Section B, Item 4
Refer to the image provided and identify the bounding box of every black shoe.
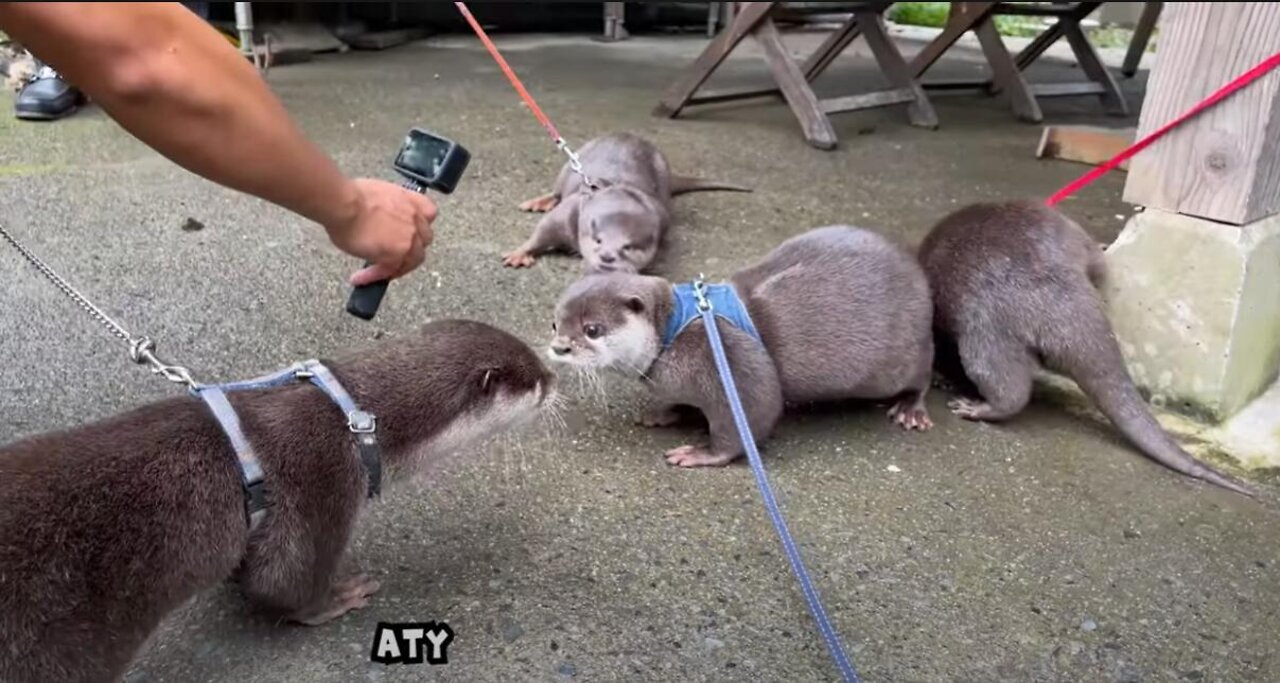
[15,64,84,121]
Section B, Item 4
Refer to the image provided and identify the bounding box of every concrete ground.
[2,28,1278,683]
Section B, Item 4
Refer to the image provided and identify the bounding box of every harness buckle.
[348,410,377,434]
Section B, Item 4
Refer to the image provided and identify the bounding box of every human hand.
[325,178,438,286]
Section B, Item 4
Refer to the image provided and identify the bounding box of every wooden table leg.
[908,1,997,78]
[1013,2,1100,71]
[1122,1,1162,78]
[1064,18,1129,115]
[974,17,1041,122]
[653,1,776,117]
[803,15,864,81]
[857,9,938,128]
[754,17,838,149]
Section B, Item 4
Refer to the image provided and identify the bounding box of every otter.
[546,226,935,467]
[917,200,1254,497]
[0,319,557,683]
[502,132,750,274]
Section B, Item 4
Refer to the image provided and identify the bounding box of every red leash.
[454,2,597,187]
[1045,50,1280,207]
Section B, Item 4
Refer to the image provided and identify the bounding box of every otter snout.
[550,339,572,357]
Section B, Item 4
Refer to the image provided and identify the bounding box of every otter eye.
[583,323,604,340]
[551,321,558,332]
[621,244,633,251]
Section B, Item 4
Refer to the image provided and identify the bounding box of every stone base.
[1102,208,1280,423]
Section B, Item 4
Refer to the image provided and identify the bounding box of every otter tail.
[1045,298,1255,498]
[669,174,753,195]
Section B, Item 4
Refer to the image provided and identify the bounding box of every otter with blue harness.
[548,225,938,681]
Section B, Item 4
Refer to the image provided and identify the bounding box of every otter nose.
[551,342,572,356]
[599,252,617,264]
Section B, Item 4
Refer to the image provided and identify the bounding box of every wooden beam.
[754,17,839,149]
[1030,82,1107,97]
[1037,125,1136,170]
[820,88,916,114]
[856,9,938,127]
[652,2,776,118]
[1122,2,1280,225]
[1122,1,1163,78]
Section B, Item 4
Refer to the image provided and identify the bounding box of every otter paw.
[518,194,559,213]
[639,406,681,428]
[289,573,381,626]
[947,398,992,421]
[501,250,536,268]
[665,445,738,468]
[888,401,933,431]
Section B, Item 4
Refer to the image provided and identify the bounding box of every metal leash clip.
[693,275,713,313]
[556,137,599,191]
[129,337,197,389]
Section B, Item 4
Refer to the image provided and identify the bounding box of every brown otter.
[545,225,935,467]
[917,200,1254,497]
[502,132,750,274]
[0,319,557,683]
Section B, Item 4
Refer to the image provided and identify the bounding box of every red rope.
[454,2,564,143]
[1045,51,1280,207]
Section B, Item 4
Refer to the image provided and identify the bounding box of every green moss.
[886,2,951,28]
[0,163,62,177]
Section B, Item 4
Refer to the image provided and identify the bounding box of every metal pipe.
[234,2,255,59]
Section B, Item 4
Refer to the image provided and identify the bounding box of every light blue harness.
[661,281,762,349]
[190,359,382,529]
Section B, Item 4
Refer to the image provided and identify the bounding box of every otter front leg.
[502,199,578,268]
[518,192,560,213]
[237,491,370,626]
[662,327,783,468]
[289,574,382,626]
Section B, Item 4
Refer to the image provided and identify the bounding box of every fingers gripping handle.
[345,178,425,321]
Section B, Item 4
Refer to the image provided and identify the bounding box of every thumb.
[349,261,399,287]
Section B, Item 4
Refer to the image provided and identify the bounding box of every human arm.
[0,2,433,284]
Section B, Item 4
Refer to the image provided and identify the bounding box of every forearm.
[0,2,360,231]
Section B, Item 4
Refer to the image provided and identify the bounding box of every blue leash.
[691,278,860,683]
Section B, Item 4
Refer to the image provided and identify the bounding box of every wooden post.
[1121,3,1280,225]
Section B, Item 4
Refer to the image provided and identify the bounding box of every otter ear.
[625,296,645,314]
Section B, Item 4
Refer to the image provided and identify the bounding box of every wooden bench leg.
[803,15,863,81]
[1064,20,1128,115]
[909,1,998,77]
[857,10,938,128]
[652,1,776,118]
[1122,1,1162,78]
[974,17,1042,122]
[754,17,838,149]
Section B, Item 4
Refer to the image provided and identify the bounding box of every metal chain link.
[1,223,198,388]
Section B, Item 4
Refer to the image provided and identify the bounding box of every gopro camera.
[346,128,471,321]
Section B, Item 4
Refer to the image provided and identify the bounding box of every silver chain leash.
[0,223,198,389]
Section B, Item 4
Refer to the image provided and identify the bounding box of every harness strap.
[662,282,762,349]
[193,387,269,529]
[299,360,383,498]
[192,360,382,530]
